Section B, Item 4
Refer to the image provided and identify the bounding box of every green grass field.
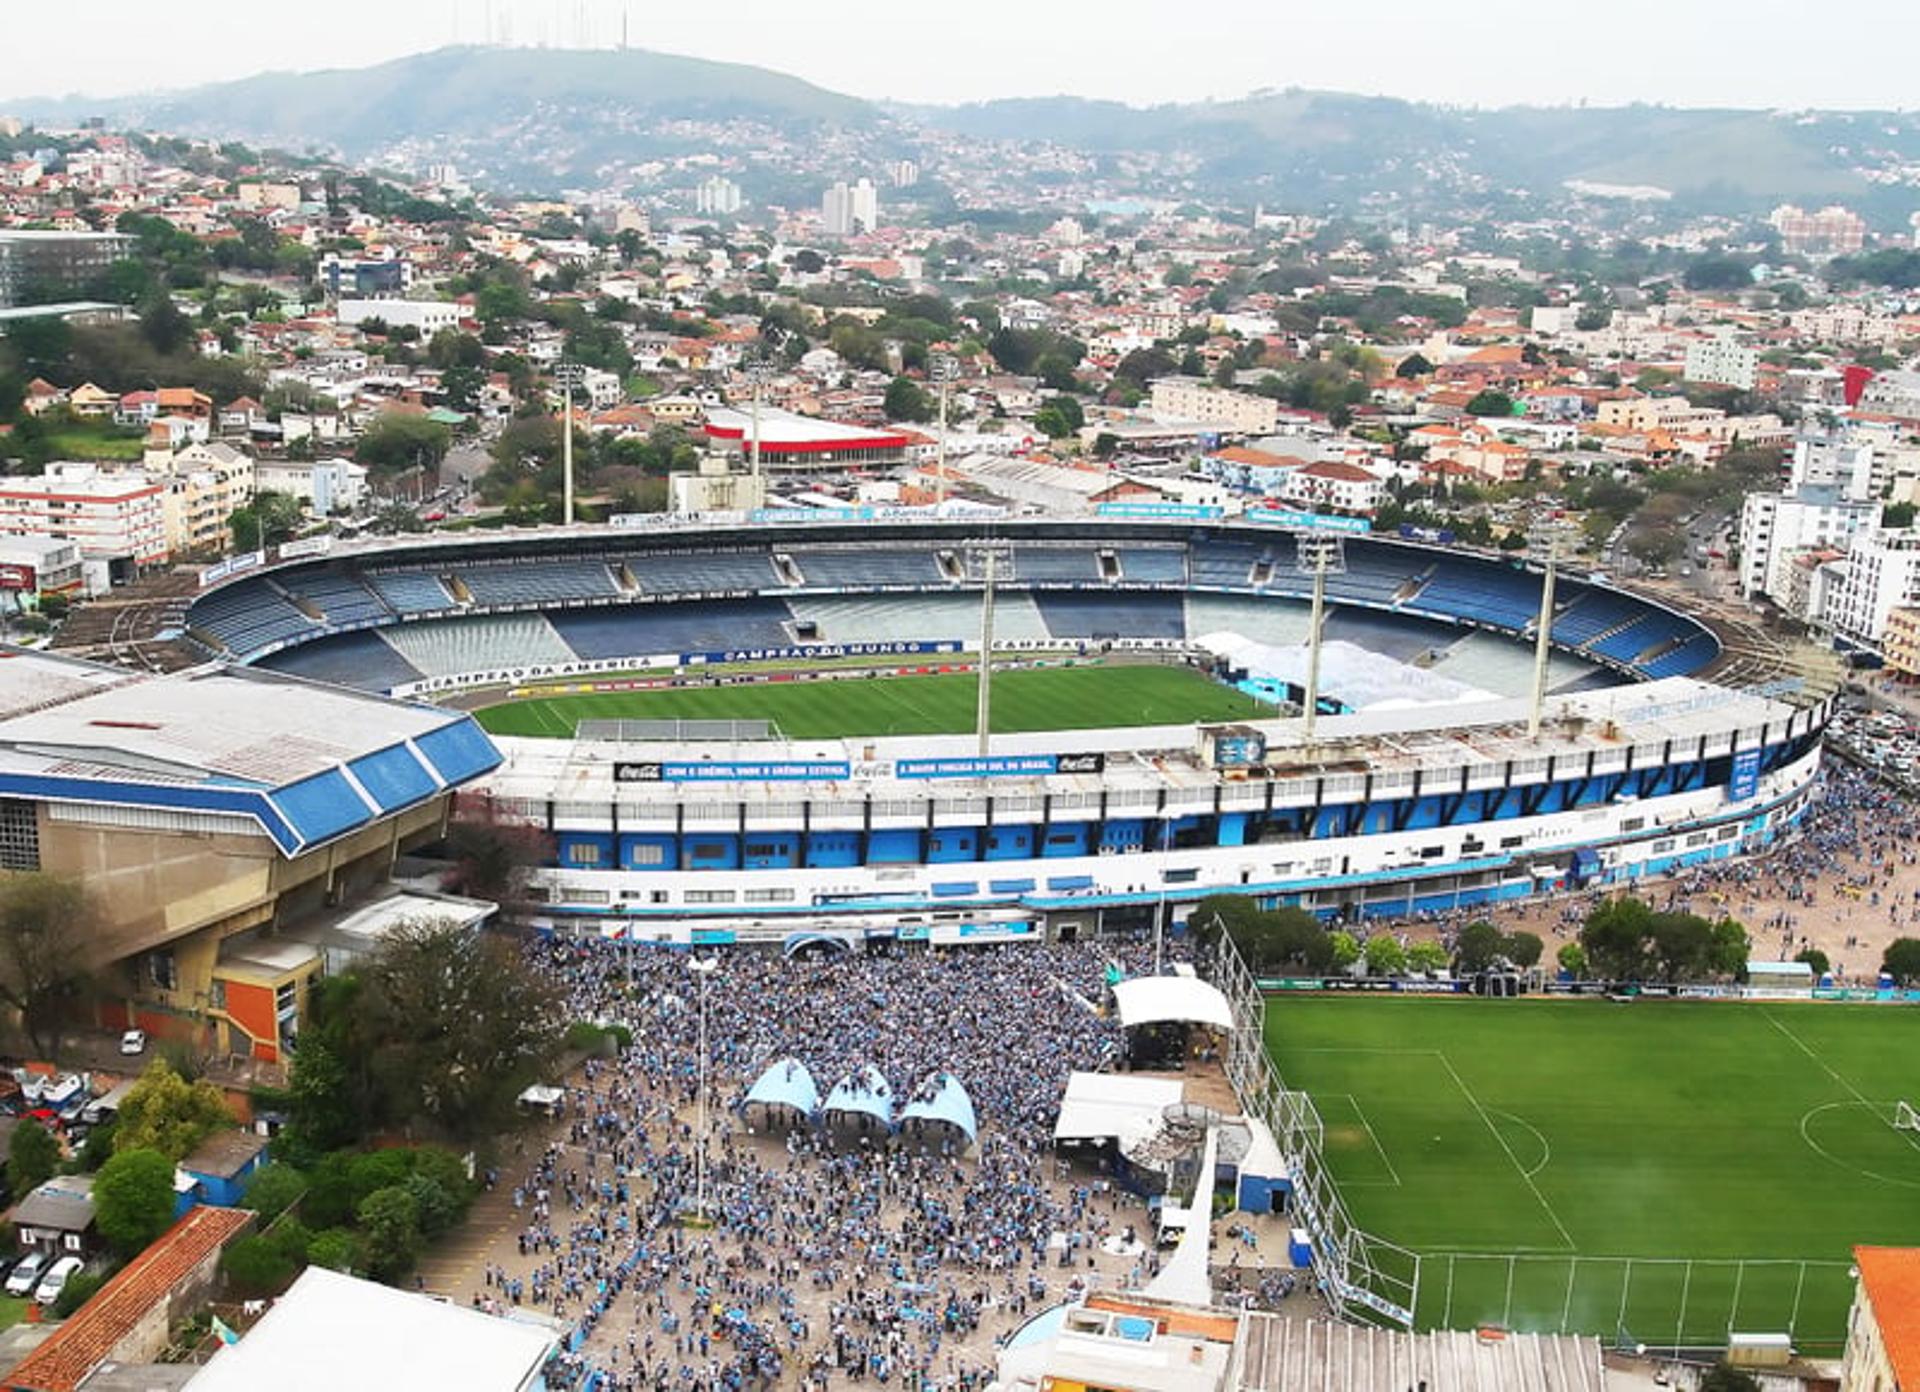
[474,664,1270,739]
[1266,997,1920,1349]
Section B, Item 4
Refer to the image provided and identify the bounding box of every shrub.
[222,1233,297,1296]
[242,1163,309,1224]
[53,1269,108,1318]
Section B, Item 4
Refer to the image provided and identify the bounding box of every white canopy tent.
[1111,976,1235,1032]
[1052,1072,1184,1145]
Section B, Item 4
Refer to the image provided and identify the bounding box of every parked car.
[119,1029,147,1056]
[34,1255,84,1305]
[5,1251,47,1297]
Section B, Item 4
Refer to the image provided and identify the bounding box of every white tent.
[1111,976,1235,1032]
[1053,1072,1184,1144]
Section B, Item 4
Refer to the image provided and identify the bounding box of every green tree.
[1556,943,1588,978]
[1794,947,1830,978]
[94,1148,178,1255]
[1395,352,1432,379]
[1453,921,1508,974]
[1883,938,1920,985]
[1033,393,1085,439]
[356,413,452,474]
[138,293,194,355]
[305,1228,359,1272]
[1363,936,1407,977]
[1697,1364,1762,1392]
[1884,502,1916,529]
[883,375,933,423]
[1465,389,1515,417]
[1407,941,1449,974]
[7,1119,59,1195]
[221,1232,299,1295]
[113,1059,233,1161]
[357,1185,422,1281]
[0,873,98,1057]
[1581,897,1655,980]
[1503,931,1544,969]
[241,1162,310,1224]
[1328,931,1361,971]
[227,491,304,553]
[53,1270,108,1318]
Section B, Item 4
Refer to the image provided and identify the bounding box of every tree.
[1503,931,1544,969]
[353,918,563,1139]
[1453,921,1508,974]
[113,1059,233,1161]
[0,873,98,1057]
[1581,897,1655,980]
[94,1148,178,1255]
[1465,389,1515,417]
[52,1269,107,1318]
[7,1119,59,1195]
[883,375,933,423]
[356,413,452,474]
[227,491,304,553]
[1884,938,1920,985]
[443,810,552,907]
[138,293,194,355]
[357,1184,422,1281]
[242,1162,310,1224]
[1033,393,1084,439]
[1395,352,1432,379]
[1556,943,1588,978]
[1363,936,1407,977]
[1407,941,1449,975]
[1328,931,1361,971]
[1697,1364,1763,1392]
[1795,947,1830,978]
[305,1228,359,1273]
[222,1232,299,1295]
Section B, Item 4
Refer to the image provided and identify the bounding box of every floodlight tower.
[929,353,959,507]
[964,539,1014,758]
[1526,515,1580,740]
[743,358,775,487]
[553,360,586,525]
[1294,531,1347,745]
[687,954,719,1225]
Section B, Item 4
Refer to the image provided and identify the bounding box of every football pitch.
[1266,997,1920,1349]
[473,664,1270,739]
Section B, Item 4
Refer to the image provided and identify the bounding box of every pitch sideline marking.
[1341,1093,1404,1188]
[1763,1008,1920,1155]
[1434,1049,1578,1253]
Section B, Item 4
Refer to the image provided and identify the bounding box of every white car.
[4,1252,47,1297]
[34,1255,84,1306]
[119,1029,147,1056]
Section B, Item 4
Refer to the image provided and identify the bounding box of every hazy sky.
[2,0,1915,111]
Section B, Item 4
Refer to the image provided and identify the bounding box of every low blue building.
[177,1130,269,1214]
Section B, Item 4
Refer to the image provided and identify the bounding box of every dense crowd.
[487,941,1186,1392]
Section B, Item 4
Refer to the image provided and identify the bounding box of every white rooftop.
[1054,1072,1185,1144]
[1112,976,1236,1032]
[185,1267,558,1392]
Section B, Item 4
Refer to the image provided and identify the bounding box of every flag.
[211,1316,240,1346]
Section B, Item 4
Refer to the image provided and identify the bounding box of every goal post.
[1894,1100,1920,1133]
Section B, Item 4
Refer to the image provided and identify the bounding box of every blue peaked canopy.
[900,1072,978,1142]
[823,1065,894,1128]
[744,1057,819,1116]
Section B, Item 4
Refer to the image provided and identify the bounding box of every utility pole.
[1294,531,1346,745]
[1527,515,1578,740]
[930,353,958,507]
[965,540,1012,758]
[554,360,585,525]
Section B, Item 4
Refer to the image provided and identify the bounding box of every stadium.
[168,514,1875,1349]
[179,515,1830,944]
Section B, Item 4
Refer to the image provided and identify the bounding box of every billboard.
[0,564,35,592]
[1246,508,1371,535]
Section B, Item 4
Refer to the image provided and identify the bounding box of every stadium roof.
[704,407,911,451]
[0,649,500,856]
[1112,976,1235,1032]
[1855,1246,1920,1391]
[187,1267,558,1392]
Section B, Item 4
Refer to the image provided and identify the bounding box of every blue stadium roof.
[0,650,501,856]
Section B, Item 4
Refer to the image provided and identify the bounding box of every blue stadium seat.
[549,599,795,660]
[1034,592,1185,640]
[258,631,423,692]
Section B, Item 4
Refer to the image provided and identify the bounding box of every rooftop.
[1855,1245,1920,1390]
[3,1206,253,1392]
[704,407,909,449]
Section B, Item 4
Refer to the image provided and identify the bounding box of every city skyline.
[3,0,1918,113]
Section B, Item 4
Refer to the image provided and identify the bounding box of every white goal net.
[1895,1100,1920,1133]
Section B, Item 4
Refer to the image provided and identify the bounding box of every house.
[1274,459,1387,516]
[1,1206,253,1392]
[218,397,264,435]
[21,379,65,417]
[176,1130,268,1212]
[66,383,118,419]
[11,1175,98,1257]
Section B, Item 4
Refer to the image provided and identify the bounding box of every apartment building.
[1737,487,1881,604]
[155,444,256,557]
[1828,529,1920,653]
[1149,378,1279,436]
[1769,204,1868,256]
[1596,396,1722,433]
[0,463,168,572]
[0,230,135,307]
[1683,335,1760,391]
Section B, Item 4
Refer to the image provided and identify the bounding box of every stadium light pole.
[1527,516,1579,741]
[930,353,959,508]
[553,360,587,526]
[1294,531,1347,745]
[965,540,1013,758]
[688,953,720,1226]
[744,358,774,489]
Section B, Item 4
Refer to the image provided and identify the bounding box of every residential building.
[1770,203,1868,256]
[319,254,410,298]
[694,176,742,216]
[0,230,134,308]
[1738,487,1882,603]
[821,179,879,237]
[1596,396,1721,433]
[1828,529,1920,653]
[1844,1246,1920,1391]
[1683,334,1760,391]
[155,443,256,556]
[177,1132,268,1212]
[1884,608,1920,683]
[1861,371,1920,424]
[255,456,368,515]
[1149,378,1279,436]
[1794,432,1883,502]
[0,463,169,572]
[0,537,83,596]
[12,1176,97,1256]
[888,160,919,188]
[337,299,465,334]
[235,180,302,210]
[1272,459,1387,515]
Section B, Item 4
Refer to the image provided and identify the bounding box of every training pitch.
[473,663,1270,739]
[1266,996,1920,1349]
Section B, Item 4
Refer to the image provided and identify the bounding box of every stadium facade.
[183,520,1831,946]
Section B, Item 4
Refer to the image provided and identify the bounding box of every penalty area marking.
[1798,1100,1920,1189]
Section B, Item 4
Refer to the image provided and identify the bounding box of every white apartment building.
[1272,459,1387,515]
[0,464,168,567]
[1861,371,1920,424]
[1148,378,1279,436]
[1790,304,1903,348]
[1683,335,1760,391]
[694,177,742,216]
[1829,529,1920,652]
[1738,487,1882,604]
[1793,433,1885,502]
[336,299,466,335]
[821,179,879,237]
